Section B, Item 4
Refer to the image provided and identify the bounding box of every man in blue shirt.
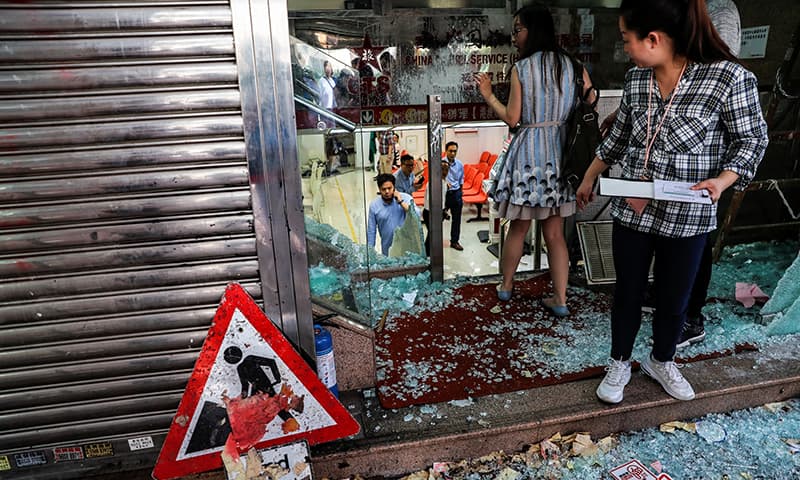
[393,154,424,195]
[367,174,413,256]
[444,141,465,250]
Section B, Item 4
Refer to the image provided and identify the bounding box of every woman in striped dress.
[476,5,594,315]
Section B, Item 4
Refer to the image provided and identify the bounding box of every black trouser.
[610,223,708,362]
[444,188,462,243]
[686,237,713,321]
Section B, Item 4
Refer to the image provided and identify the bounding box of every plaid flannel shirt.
[379,130,394,155]
[597,60,768,238]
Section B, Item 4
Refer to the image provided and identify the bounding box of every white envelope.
[599,177,712,204]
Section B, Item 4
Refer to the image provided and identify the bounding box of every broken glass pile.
[395,399,800,479]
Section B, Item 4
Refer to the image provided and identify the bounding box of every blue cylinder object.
[314,324,339,398]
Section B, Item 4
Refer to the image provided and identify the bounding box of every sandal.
[541,298,570,317]
[496,284,513,302]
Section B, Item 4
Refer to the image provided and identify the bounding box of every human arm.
[367,203,377,248]
[413,173,425,190]
[715,67,768,191]
[395,191,411,212]
[600,109,619,138]
[580,66,598,105]
[476,66,521,127]
[690,170,739,203]
[595,69,635,167]
[575,157,611,209]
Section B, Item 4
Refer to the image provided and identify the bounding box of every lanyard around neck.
[643,62,687,176]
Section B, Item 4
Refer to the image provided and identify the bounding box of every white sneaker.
[596,358,631,404]
[641,354,695,401]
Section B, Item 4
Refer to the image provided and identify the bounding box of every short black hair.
[376,173,395,188]
[400,154,415,164]
[445,141,458,150]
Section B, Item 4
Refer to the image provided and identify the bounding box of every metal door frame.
[232,0,316,362]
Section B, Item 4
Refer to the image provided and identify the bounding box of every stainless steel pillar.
[427,95,444,283]
[231,0,315,362]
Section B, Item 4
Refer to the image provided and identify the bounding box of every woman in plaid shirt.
[576,0,768,404]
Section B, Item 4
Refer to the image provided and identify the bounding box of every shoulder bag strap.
[570,57,600,109]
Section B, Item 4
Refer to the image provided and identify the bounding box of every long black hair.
[619,0,738,64]
[514,5,571,91]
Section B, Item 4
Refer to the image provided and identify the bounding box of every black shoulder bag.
[561,58,601,190]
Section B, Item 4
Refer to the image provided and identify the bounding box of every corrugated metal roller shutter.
[0,2,263,456]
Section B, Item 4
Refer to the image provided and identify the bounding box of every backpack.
[561,58,601,190]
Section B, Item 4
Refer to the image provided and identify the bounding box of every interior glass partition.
[287,4,635,327]
[290,38,429,328]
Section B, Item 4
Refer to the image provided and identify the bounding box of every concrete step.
[310,338,800,478]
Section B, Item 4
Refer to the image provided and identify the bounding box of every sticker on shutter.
[83,442,114,458]
[53,446,85,462]
[14,451,48,468]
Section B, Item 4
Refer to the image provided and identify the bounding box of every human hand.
[691,177,727,204]
[575,178,596,210]
[474,72,493,99]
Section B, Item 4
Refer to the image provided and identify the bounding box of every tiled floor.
[303,166,545,280]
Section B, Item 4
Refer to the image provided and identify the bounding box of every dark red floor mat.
[375,272,755,409]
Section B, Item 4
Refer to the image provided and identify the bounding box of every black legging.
[687,238,713,319]
[610,223,707,362]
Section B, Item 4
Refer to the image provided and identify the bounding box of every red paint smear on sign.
[223,386,294,450]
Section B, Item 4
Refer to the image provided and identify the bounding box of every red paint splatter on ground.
[376,273,755,409]
[376,273,610,408]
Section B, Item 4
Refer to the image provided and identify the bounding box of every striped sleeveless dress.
[494,52,578,220]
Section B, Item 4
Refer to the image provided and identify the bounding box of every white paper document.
[599,177,711,204]
[653,179,712,204]
[599,177,654,199]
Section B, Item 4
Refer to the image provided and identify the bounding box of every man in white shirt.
[317,60,337,109]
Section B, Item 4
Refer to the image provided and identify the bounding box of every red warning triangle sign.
[152,283,360,479]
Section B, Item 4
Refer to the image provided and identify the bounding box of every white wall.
[443,125,508,164]
[354,131,375,169]
[297,133,326,171]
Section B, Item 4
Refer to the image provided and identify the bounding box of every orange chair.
[463,172,489,222]
[462,171,484,196]
[463,166,477,188]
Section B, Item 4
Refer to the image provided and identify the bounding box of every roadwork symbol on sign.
[152,283,360,480]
